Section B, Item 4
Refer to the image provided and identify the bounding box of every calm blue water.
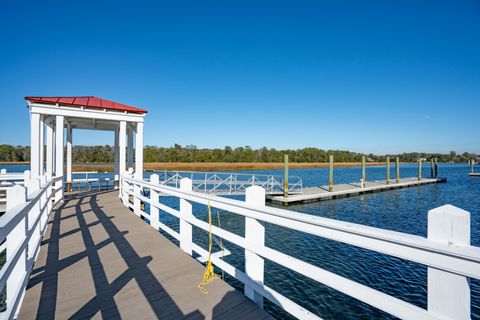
[2,163,479,319]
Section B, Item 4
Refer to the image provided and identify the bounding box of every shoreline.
[2,161,403,172]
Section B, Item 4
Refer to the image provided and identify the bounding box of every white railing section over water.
[0,171,62,320]
[0,170,29,211]
[70,171,117,190]
[147,170,303,195]
[121,174,480,320]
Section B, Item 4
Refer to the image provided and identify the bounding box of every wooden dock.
[17,190,273,320]
[267,177,447,205]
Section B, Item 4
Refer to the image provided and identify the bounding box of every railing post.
[26,178,41,261]
[180,178,193,255]
[361,156,366,188]
[283,154,289,198]
[386,156,390,185]
[6,185,27,318]
[427,204,470,319]
[244,185,265,308]
[149,174,160,230]
[395,157,400,183]
[329,155,334,192]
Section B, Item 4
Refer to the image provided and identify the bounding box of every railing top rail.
[72,171,99,174]
[123,176,480,279]
[0,173,25,180]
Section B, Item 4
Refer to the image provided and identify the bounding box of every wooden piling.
[329,155,334,192]
[470,159,474,174]
[395,157,400,183]
[361,156,366,188]
[430,159,434,178]
[283,154,289,198]
[418,159,422,181]
[434,158,438,178]
[386,156,390,185]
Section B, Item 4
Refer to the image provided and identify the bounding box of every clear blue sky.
[0,1,479,154]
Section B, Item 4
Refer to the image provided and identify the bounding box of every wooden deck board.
[18,190,272,320]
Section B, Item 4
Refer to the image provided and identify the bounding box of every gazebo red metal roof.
[25,96,148,114]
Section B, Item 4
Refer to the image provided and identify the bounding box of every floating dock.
[469,173,480,177]
[267,177,447,205]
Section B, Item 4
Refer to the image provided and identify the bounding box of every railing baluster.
[180,178,193,255]
[244,185,266,308]
[428,205,470,319]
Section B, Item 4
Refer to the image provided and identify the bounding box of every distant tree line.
[0,144,477,163]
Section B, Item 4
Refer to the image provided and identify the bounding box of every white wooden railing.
[0,171,62,320]
[121,174,480,320]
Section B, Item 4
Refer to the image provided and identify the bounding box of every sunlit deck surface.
[18,190,273,320]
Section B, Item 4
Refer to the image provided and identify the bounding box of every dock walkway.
[18,190,272,320]
[268,177,446,205]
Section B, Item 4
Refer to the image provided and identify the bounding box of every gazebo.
[25,96,148,200]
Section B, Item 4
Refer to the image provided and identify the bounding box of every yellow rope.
[198,197,219,294]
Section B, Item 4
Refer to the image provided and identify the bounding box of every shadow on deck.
[18,190,273,319]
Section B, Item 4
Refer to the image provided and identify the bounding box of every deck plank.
[18,190,272,320]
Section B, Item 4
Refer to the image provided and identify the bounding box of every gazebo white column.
[133,122,144,217]
[119,121,127,200]
[30,113,41,178]
[119,121,127,174]
[39,115,44,175]
[135,122,144,179]
[55,115,64,202]
[127,126,134,170]
[66,124,73,191]
[114,128,119,188]
[46,119,54,175]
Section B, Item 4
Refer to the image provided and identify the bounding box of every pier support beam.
[245,185,265,308]
[55,115,64,202]
[361,156,366,188]
[386,156,390,185]
[329,155,334,192]
[428,205,470,319]
[395,157,400,183]
[283,154,289,198]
